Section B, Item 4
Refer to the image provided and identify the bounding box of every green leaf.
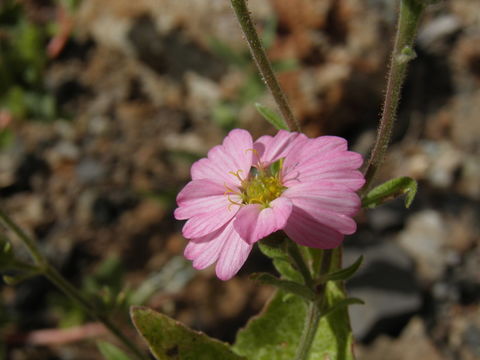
[3,271,40,285]
[233,281,355,360]
[321,256,363,283]
[258,238,302,282]
[250,273,315,301]
[255,103,289,130]
[130,306,245,360]
[97,341,132,360]
[321,298,364,318]
[362,176,417,209]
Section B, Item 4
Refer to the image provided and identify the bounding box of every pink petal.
[181,198,240,239]
[184,226,227,269]
[175,179,239,220]
[283,136,348,170]
[215,222,253,280]
[283,149,365,191]
[233,197,293,244]
[288,197,357,234]
[191,129,253,187]
[284,206,344,249]
[253,130,307,166]
[282,181,361,216]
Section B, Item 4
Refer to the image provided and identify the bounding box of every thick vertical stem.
[362,0,425,192]
[294,299,322,360]
[294,249,333,360]
[230,0,300,131]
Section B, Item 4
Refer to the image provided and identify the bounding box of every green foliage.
[362,176,418,208]
[97,341,132,360]
[0,129,14,148]
[255,103,288,130]
[233,283,356,360]
[320,256,364,283]
[258,237,303,282]
[0,0,58,121]
[130,306,245,360]
[49,255,130,328]
[250,272,316,301]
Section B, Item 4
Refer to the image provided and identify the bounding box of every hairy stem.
[0,208,45,266]
[294,249,333,360]
[44,264,146,360]
[0,209,147,360]
[288,242,314,287]
[230,0,300,131]
[362,0,425,192]
[295,299,322,360]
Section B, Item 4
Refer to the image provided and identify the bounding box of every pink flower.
[175,129,365,280]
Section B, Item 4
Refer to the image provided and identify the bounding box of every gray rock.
[76,158,106,184]
[345,242,421,340]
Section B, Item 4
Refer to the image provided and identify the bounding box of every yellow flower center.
[226,158,286,208]
[242,172,284,206]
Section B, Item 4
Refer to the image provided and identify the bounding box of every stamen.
[228,170,244,183]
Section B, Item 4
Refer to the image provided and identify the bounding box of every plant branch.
[294,299,322,360]
[230,0,300,131]
[294,249,333,360]
[0,208,45,266]
[0,208,147,360]
[43,264,147,360]
[362,0,425,193]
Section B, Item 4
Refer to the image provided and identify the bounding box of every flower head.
[175,129,365,280]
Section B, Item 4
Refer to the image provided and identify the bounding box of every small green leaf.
[362,176,417,209]
[321,297,364,318]
[321,256,363,283]
[397,46,417,64]
[250,273,315,301]
[3,271,40,285]
[258,237,302,282]
[130,306,245,360]
[255,103,288,130]
[97,341,132,360]
[268,158,284,177]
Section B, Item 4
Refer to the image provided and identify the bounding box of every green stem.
[288,242,313,287]
[294,249,333,360]
[362,0,425,193]
[230,0,300,132]
[294,300,322,360]
[0,208,147,360]
[44,264,147,360]
[0,208,45,266]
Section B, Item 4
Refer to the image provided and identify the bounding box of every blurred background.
[0,0,479,359]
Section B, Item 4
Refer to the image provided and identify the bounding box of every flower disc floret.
[239,168,285,207]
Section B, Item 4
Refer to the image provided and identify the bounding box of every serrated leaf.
[97,341,132,360]
[321,256,363,283]
[233,282,355,360]
[251,273,315,301]
[362,176,417,209]
[255,103,288,130]
[130,306,245,360]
